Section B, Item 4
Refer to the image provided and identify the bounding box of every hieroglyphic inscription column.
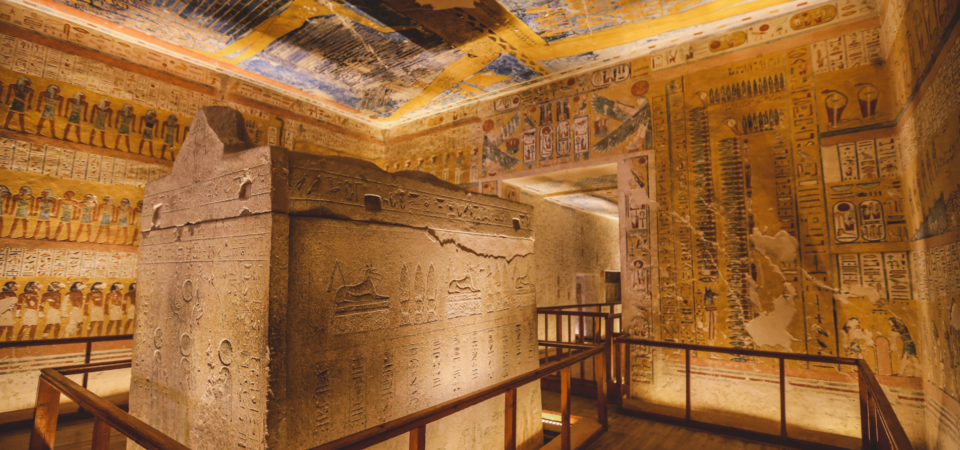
[786,45,837,357]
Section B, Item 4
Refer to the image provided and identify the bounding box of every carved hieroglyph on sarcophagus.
[128,107,542,450]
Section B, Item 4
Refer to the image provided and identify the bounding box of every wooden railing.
[29,359,190,450]
[29,343,608,450]
[312,343,608,450]
[615,337,914,450]
[537,302,620,400]
[0,334,133,395]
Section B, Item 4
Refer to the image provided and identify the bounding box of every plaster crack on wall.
[425,228,533,262]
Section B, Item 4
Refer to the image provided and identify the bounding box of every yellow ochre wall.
[0,0,386,414]
[378,1,960,447]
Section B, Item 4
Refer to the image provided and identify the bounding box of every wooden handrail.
[538,341,597,350]
[615,337,915,450]
[537,302,621,311]
[0,334,133,349]
[858,361,913,450]
[311,344,606,450]
[32,366,190,450]
[617,337,859,365]
[57,360,132,376]
[537,310,613,318]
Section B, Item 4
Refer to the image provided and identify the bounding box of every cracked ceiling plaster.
[15,0,860,127]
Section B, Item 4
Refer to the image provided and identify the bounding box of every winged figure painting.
[482,113,522,172]
[591,94,652,153]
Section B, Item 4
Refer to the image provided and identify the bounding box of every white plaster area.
[0,368,130,412]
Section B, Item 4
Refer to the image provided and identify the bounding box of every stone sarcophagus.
[129,107,543,450]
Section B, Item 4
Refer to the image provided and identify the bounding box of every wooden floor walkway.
[0,418,126,450]
[542,390,796,450]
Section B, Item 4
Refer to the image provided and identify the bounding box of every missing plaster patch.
[750,228,798,265]
[151,203,163,230]
[835,284,882,304]
[238,176,253,200]
[744,284,797,351]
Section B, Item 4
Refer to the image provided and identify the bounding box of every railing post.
[561,366,571,450]
[624,343,631,400]
[604,317,615,403]
[780,357,787,440]
[91,416,112,450]
[859,364,870,450]
[685,348,691,422]
[505,388,517,450]
[869,391,878,448]
[595,350,607,429]
[409,424,426,450]
[82,340,92,390]
[614,341,622,404]
[29,377,61,450]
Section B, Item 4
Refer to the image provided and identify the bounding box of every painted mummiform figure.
[0,282,18,341]
[16,281,43,341]
[65,282,87,338]
[86,282,106,337]
[41,282,67,339]
[4,77,33,132]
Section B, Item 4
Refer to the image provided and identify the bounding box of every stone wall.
[519,192,619,308]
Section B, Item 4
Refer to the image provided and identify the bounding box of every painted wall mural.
[0,0,880,124]
[0,0,388,356]
[379,2,960,445]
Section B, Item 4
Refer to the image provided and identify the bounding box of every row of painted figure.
[3,77,183,160]
[0,186,142,245]
[0,281,136,341]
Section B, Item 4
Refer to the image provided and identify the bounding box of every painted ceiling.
[507,164,619,218]
[22,0,861,126]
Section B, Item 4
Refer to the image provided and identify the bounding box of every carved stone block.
[129,107,542,450]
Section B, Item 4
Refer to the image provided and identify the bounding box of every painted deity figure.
[455,151,464,184]
[122,283,136,334]
[114,104,136,151]
[442,153,451,181]
[41,282,66,339]
[105,283,124,335]
[53,191,78,241]
[127,200,142,246]
[63,92,89,143]
[74,194,98,243]
[889,318,919,376]
[0,185,10,237]
[842,318,866,359]
[8,186,35,239]
[35,84,64,139]
[704,287,718,342]
[470,147,479,182]
[160,115,180,160]
[115,198,133,245]
[88,99,113,147]
[85,282,106,337]
[15,281,43,340]
[64,282,87,337]
[92,196,115,244]
[138,109,159,156]
[0,282,18,341]
[29,189,57,240]
[4,77,33,132]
